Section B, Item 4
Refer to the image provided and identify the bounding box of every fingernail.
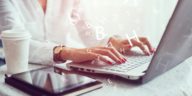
[107,61,113,65]
[121,58,125,62]
[152,48,156,52]
[120,59,125,63]
[123,58,127,62]
[127,45,132,49]
[147,52,150,56]
[144,50,150,56]
[117,61,122,64]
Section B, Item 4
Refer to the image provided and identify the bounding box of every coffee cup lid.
[1,29,31,39]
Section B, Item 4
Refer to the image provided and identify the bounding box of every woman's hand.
[108,36,155,55]
[60,46,126,64]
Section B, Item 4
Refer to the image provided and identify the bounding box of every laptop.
[58,0,192,83]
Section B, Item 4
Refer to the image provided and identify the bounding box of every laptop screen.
[143,0,192,83]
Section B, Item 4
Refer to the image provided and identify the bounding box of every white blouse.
[0,0,108,65]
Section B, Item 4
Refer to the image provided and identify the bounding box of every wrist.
[53,45,67,63]
[60,47,72,61]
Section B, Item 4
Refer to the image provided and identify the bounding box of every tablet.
[5,67,102,96]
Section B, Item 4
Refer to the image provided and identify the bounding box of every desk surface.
[0,58,192,96]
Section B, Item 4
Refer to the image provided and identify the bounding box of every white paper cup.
[1,29,31,74]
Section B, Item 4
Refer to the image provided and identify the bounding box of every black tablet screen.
[11,67,96,94]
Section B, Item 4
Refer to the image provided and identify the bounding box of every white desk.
[0,57,192,96]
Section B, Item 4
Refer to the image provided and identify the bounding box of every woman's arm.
[0,0,127,65]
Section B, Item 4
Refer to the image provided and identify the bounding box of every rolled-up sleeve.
[29,40,57,65]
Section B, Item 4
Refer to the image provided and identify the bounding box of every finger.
[75,51,98,62]
[97,55,114,65]
[99,47,126,62]
[92,49,122,64]
[139,37,154,53]
[110,47,127,62]
[71,49,116,64]
[88,52,113,65]
[122,45,132,51]
[119,45,132,55]
[122,39,129,44]
[107,46,127,63]
[131,39,150,55]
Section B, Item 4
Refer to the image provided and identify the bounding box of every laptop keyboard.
[101,53,153,72]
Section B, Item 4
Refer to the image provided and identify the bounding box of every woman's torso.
[11,0,76,44]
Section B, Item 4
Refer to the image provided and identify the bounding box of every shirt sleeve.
[71,0,110,47]
[0,0,56,65]
[29,40,56,65]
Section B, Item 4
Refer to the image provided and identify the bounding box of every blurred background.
[67,0,178,47]
[0,0,178,65]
